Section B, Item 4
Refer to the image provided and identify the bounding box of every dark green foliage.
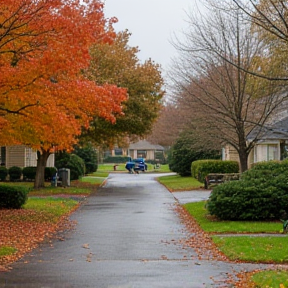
[103,156,130,164]
[45,167,57,181]
[8,166,22,181]
[206,161,288,220]
[0,167,8,181]
[55,152,85,180]
[192,160,239,182]
[22,167,37,180]
[73,144,98,174]
[169,136,220,176]
[0,185,29,209]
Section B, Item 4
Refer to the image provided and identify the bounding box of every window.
[137,150,147,158]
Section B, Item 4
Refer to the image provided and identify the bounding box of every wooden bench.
[204,173,240,189]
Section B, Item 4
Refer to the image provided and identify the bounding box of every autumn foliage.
[0,0,127,187]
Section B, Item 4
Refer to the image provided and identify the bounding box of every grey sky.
[103,0,202,72]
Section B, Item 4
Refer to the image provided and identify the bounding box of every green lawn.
[98,163,171,173]
[157,175,203,191]
[251,270,288,288]
[212,236,288,263]
[184,201,282,233]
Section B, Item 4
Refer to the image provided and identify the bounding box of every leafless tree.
[169,1,288,172]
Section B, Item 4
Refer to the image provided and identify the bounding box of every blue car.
[125,158,147,173]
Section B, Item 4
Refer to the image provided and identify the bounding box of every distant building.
[107,140,166,163]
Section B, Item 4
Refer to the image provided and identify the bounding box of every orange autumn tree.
[0,0,127,188]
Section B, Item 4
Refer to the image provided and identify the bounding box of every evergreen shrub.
[191,160,239,182]
[55,152,85,180]
[8,166,22,181]
[206,161,288,220]
[0,185,29,209]
[22,167,37,180]
[0,167,8,181]
[74,144,98,174]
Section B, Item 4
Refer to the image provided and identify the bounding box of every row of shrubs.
[0,166,57,182]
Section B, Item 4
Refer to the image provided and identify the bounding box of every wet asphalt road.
[0,173,271,288]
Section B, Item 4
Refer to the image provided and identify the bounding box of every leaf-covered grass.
[0,197,79,264]
[251,270,288,288]
[212,236,288,263]
[157,175,203,191]
[184,201,282,233]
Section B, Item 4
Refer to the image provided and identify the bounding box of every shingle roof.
[247,116,288,141]
[128,140,164,150]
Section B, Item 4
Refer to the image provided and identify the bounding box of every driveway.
[0,172,271,288]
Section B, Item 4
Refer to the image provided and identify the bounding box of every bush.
[22,166,37,181]
[0,167,8,181]
[103,156,130,164]
[8,166,22,181]
[0,185,29,209]
[45,167,57,181]
[169,136,220,176]
[55,152,85,180]
[73,144,98,174]
[206,161,288,220]
[192,160,239,182]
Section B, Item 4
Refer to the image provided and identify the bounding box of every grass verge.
[212,236,288,263]
[157,175,203,191]
[183,201,282,233]
[251,270,288,288]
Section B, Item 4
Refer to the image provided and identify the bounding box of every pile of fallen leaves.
[0,207,77,271]
[174,204,230,262]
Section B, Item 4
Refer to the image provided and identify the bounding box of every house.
[107,140,166,163]
[223,116,288,168]
[128,140,165,162]
[0,145,55,168]
[247,116,288,164]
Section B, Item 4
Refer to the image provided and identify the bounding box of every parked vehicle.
[125,158,147,173]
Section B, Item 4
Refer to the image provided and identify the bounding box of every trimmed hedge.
[191,160,239,183]
[206,160,288,220]
[0,167,8,181]
[103,156,130,164]
[8,166,22,181]
[23,166,37,180]
[0,185,29,209]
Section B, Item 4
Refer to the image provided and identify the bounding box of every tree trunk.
[238,149,248,173]
[34,150,50,189]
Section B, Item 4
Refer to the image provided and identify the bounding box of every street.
[0,173,268,287]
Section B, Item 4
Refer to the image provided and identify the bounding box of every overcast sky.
[103,0,203,73]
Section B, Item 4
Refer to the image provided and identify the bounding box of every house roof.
[247,116,288,141]
[128,140,164,150]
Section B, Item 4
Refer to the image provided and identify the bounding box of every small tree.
[169,132,221,176]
